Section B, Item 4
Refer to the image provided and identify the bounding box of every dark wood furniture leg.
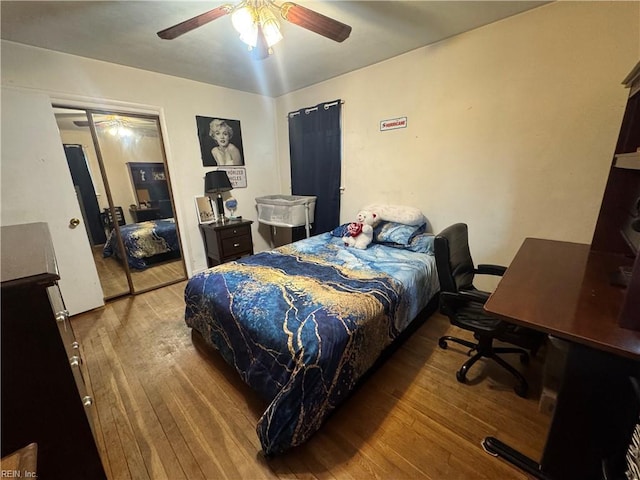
[482,436,549,480]
[483,343,640,480]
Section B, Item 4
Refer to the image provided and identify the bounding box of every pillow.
[331,223,351,238]
[373,221,426,246]
[332,222,434,254]
[405,233,435,254]
[362,204,426,226]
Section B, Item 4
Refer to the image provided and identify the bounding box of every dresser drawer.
[47,284,94,414]
[48,284,76,353]
[219,225,251,240]
[221,234,252,256]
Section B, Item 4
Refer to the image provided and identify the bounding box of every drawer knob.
[70,355,81,367]
[83,396,93,407]
[72,341,80,350]
[233,243,240,248]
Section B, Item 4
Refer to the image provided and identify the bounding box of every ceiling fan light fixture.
[231,2,281,55]
[239,26,259,48]
[106,122,133,138]
[259,7,283,48]
[231,5,258,46]
[231,5,255,32]
[158,1,351,59]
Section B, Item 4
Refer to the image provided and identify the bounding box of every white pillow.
[362,204,426,226]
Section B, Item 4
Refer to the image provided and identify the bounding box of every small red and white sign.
[380,116,407,131]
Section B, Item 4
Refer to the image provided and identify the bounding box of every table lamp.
[205,170,233,222]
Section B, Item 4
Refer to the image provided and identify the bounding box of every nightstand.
[200,219,254,267]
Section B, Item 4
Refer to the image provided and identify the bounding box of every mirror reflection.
[54,108,187,299]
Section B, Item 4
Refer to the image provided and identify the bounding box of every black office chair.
[100,206,126,234]
[434,223,545,398]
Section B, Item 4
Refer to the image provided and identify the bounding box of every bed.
[184,212,440,455]
[103,218,180,270]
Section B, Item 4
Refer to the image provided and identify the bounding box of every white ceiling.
[0,1,549,97]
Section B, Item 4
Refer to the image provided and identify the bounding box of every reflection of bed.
[184,227,440,455]
[103,218,180,270]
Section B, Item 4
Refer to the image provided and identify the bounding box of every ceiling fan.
[69,116,158,137]
[157,1,352,60]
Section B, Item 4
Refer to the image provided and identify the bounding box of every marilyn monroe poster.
[196,116,245,167]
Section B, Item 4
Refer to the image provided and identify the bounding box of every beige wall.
[275,1,639,268]
[1,41,281,275]
[59,127,167,224]
[2,1,639,279]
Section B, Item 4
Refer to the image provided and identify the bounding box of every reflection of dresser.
[0,223,106,479]
[127,162,173,218]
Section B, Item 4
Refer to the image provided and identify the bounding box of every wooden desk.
[483,238,640,479]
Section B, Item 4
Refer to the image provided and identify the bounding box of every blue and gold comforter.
[103,218,179,269]
[184,233,439,455]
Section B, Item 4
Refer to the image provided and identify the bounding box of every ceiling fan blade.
[280,2,351,43]
[157,5,233,40]
[73,120,110,127]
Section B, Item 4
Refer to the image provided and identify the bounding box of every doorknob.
[69,218,81,228]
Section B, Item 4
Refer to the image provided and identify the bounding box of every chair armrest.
[475,264,507,276]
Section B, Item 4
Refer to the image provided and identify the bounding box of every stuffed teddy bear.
[343,210,378,249]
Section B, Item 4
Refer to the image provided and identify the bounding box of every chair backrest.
[100,206,126,230]
[434,223,476,293]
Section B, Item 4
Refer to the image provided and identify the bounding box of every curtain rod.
[287,100,344,118]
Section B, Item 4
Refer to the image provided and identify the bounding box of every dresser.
[130,206,162,223]
[200,219,254,267]
[127,161,174,218]
[0,223,106,479]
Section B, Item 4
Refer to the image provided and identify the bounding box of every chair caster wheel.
[456,371,467,383]
[439,338,448,349]
[514,383,528,398]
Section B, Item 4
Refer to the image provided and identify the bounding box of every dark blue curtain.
[288,100,342,235]
[64,144,106,245]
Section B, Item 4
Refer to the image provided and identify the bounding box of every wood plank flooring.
[71,282,551,479]
[91,245,186,298]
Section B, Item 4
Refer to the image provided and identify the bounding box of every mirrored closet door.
[54,107,187,299]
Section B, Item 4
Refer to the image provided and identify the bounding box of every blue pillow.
[405,233,435,254]
[377,234,435,254]
[373,221,426,246]
[332,222,434,253]
[331,223,351,238]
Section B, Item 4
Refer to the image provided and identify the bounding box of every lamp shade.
[205,170,233,193]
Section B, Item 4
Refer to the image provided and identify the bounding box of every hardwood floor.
[91,245,186,298]
[72,282,551,479]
